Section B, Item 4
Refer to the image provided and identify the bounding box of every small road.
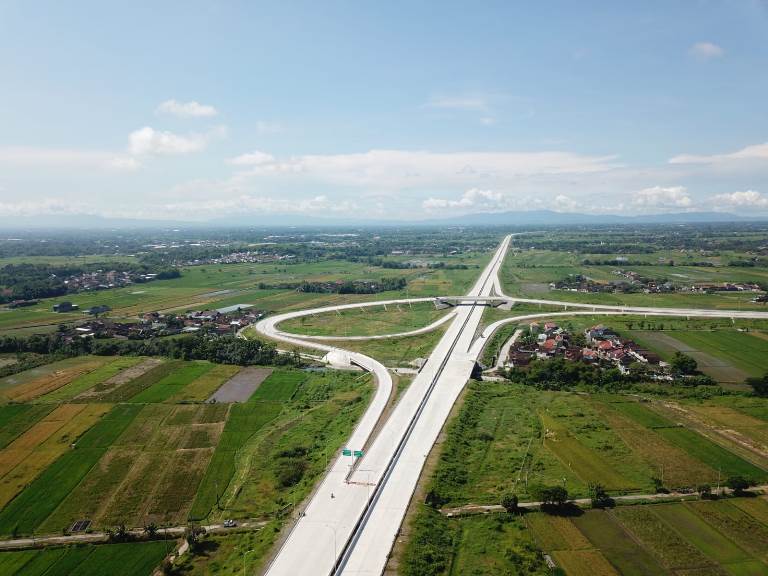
[494,328,522,369]
[440,485,768,517]
[0,521,267,551]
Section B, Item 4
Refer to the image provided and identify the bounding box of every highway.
[256,234,768,576]
[260,236,511,576]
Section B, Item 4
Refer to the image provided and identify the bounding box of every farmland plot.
[74,357,164,401]
[595,400,718,487]
[43,403,226,530]
[572,509,669,576]
[551,550,619,576]
[0,404,53,449]
[0,403,110,508]
[610,400,768,483]
[539,395,653,492]
[0,357,100,393]
[249,370,306,402]
[688,500,768,562]
[652,503,752,566]
[40,356,144,403]
[189,400,281,520]
[0,357,109,402]
[0,541,169,576]
[168,363,240,402]
[128,361,214,403]
[611,506,719,572]
[0,403,141,535]
[99,360,184,403]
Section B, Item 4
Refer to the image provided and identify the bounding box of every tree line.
[0,331,300,367]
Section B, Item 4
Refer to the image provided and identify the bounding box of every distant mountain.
[0,209,762,231]
[427,210,760,226]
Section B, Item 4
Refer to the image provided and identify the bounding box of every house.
[564,347,583,361]
[543,322,559,333]
[581,348,598,362]
[597,340,615,352]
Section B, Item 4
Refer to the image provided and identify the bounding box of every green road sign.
[353,450,364,457]
[342,449,352,456]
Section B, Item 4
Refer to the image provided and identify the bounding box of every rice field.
[0,403,141,535]
[0,356,109,402]
[188,400,282,521]
[609,400,768,483]
[40,403,228,531]
[249,370,306,402]
[39,357,145,403]
[167,363,240,402]
[0,541,170,576]
[0,403,110,509]
[127,361,214,403]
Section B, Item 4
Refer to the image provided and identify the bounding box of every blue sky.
[1,0,767,221]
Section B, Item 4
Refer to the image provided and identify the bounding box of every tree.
[531,484,569,508]
[588,482,609,508]
[671,352,698,375]
[501,493,518,514]
[185,524,207,553]
[107,523,130,543]
[745,373,768,397]
[143,522,159,539]
[697,484,712,499]
[726,475,754,495]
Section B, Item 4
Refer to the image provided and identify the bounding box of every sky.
[1,0,768,222]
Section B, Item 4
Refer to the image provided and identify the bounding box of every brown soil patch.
[76,357,163,400]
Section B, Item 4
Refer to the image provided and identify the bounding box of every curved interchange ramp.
[256,235,768,576]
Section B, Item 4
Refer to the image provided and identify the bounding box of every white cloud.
[423,188,503,210]
[229,148,618,190]
[142,193,358,220]
[689,41,724,59]
[553,194,578,212]
[712,190,768,209]
[480,117,496,126]
[670,142,768,165]
[422,189,591,214]
[227,150,275,166]
[0,146,137,170]
[128,126,224,156]
[632,185,692,209]
[426,95,488,111]
[156,99,218,118]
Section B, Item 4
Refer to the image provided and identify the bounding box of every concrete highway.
[256,234,768,576]
[259,236,510,576]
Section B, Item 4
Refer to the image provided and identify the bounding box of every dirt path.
[0,520,268,551]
